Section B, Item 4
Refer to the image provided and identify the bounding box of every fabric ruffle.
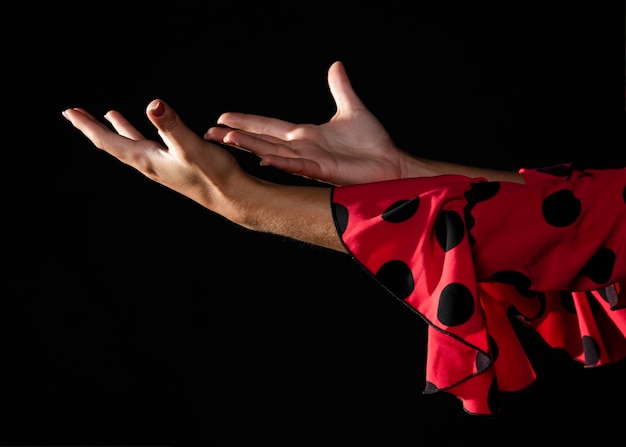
[331,164,626,415]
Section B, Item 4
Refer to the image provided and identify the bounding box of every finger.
[220,130,299,158]
[104,110,146,140]
[62,108,164,167]
[260,154,323,180]
[205,126,287,148]
[215,112,297,139]
[328,60,366,115]
[203,126,235,143]
[63,107,135,151]
[145,99,206,158]
[62,107,110,133]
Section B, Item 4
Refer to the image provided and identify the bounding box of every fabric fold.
[331,164,626,415]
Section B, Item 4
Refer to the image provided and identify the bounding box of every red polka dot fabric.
[331,164,626,416]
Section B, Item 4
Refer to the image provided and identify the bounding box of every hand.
[204,61,410,186]
[62,99,249,219]
[63,99,345,252]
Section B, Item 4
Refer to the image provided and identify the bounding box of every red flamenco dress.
[331,163,626,416]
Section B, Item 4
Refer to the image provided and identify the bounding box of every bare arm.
[402,157,524,183]
[63,99,346,253]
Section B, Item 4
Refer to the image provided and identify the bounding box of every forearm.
[215,157,523,254]
[223,177,346,253]
[401,154,525,184]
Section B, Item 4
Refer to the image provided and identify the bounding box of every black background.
[3,1,624,445]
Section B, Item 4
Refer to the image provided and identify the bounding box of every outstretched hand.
[62,99,249,217]
[63,99,345,252]
[204,61,410,186]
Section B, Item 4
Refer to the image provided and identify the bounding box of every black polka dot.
[586,291,602,313]
[435,210,465,252]
[488,335,499,363]
[333,202,348,236]
[376,260,415,299]
[467,181,500,203]
[559,291,576,313]
[541,189,581,227]
[382,198,420,223]
[423,381,439,393]
[518,292,547,320]
[437,283,475,326]
[560,291,601,314]
[464,182,499,248]
[581,247,615,285]
[597,284,619,307]
[476,350,492,372]
[582,335,600,366]
[490,270,535,297]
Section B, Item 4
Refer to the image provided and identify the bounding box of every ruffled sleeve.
[331,164,626,415]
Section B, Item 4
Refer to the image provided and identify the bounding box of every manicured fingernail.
[150,100,165,117]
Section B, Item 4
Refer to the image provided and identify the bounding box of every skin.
[205,61,524,186]
[62,60,523,253]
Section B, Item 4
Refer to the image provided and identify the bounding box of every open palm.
[204,61,407,186]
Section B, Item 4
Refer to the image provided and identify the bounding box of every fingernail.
[150,100,166,117]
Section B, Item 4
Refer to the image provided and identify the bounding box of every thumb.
[146,99,200,155]
[328,61,366,115]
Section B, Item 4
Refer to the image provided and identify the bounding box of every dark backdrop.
[4,1,624,445]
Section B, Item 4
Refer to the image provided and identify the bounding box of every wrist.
[399,152,431,179]
[228,179,343,251]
